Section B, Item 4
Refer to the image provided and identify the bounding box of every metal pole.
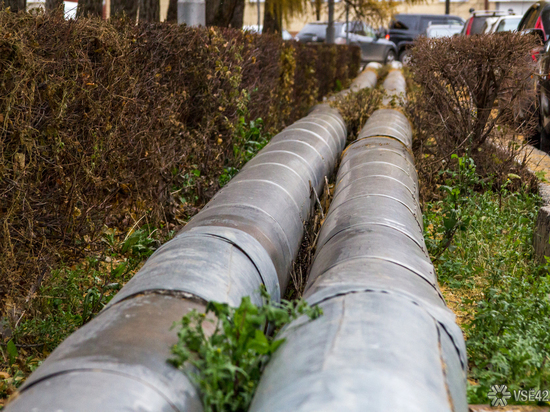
[177,0,205,26]
[257,0,260,30]
[326,0,335,44]
[345,2,349,44]
[445,0,450,14]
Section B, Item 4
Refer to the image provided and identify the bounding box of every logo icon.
[488,385,511,406]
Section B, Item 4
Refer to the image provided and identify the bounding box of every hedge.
[0,11,360,314]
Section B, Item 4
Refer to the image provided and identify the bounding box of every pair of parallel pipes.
[6,66,379,412]
[249,67,468,412]
[6,65,467,412]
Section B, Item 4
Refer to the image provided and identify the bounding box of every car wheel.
[399,49,412,65]
[385,50,396,65]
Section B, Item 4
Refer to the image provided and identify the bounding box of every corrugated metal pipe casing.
[249,108,468,412]
[5,105,347,412]
[349,62,381,93]
[382,68,408,106]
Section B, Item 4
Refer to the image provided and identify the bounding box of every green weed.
[424,154,481,264]
[0,225,170,403]
[14,225,165,350]
[220,117,271,187]
[424,157,547,404]
[170,287,322,412]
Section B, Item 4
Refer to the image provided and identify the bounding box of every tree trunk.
[229,0,244,28]
[139,0,159,22]
[205,0,220,26]
[111,0,138,20]
[166,0,177,23]
[315,0,321,21]
[77,0,102,17]
[4,0,26,12]
[263,0,281,34]
[45,0,64,13]
[205,0,243,27]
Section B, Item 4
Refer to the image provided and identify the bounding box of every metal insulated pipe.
[249,80,468,411]
[5,105,347,412]
[382,64,407,106]
[350,62,381,92]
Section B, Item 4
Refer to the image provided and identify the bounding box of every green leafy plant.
[121,225,159,258]
[13,225,165,353]
[170,287,322,412]
[219,117,271,187]
[423,163,547,404]
[467,274,550,404]
[233,118,270,166]
[424,155,481,262]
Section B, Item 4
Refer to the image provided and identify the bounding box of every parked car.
[538,41,550,150]
[523,3,550,149]
[243,25,293,41]
[388,14,464,61]
[462,10,511,35]
[482,15,522,33]
[518,2,550,42]
[295,21,398,64]
[425,23,464,38]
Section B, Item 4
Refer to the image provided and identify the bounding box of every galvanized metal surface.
[337,137,418,186]
[390,61,404,70]
[303,258,446,309]
[382,69,407,106]
[6,98,351,410]
[349,70,378,93]
[10,294,205,412]
[356,109,413,146]
[179,105,347,292]
[107,227,277,308]
[250,79,468,412]
[316,197,425,253]
[250,293,465,412]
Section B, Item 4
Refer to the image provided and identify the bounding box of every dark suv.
[388,13,464,61]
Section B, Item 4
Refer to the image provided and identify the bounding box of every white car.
[425,23,464,38]
[243,25,293,41]
[483,15,522,33]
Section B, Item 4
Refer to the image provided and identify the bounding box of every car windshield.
[298,23,344,39]
[496,17,521,32]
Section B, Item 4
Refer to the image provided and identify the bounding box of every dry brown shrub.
[0,12,360,315]
[330,87,382,142]
[407,33,540,202]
